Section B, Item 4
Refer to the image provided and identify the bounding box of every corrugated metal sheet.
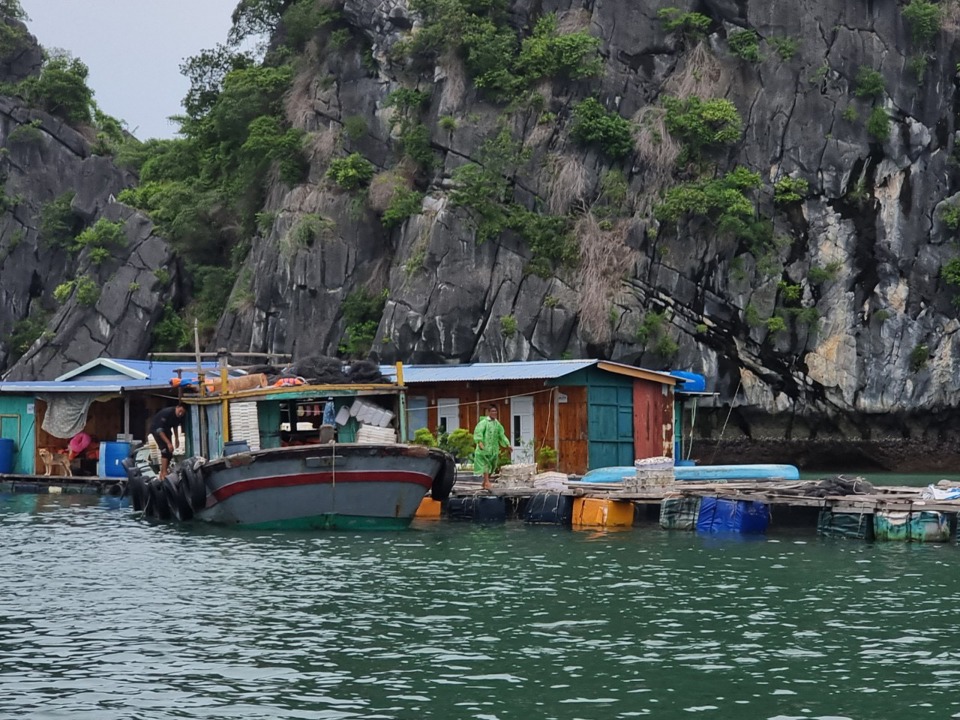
[381,360,598,383]
[381,359,677,384]
[0,379,174,394]
[1,359,220,394]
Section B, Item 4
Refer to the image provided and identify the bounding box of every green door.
[587,385,634,469]
[0,396,37,474]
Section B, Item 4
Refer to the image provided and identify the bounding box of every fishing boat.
[124,358,456,530]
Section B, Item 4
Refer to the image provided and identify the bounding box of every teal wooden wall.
[558,368,636,469]
[0,395,37,474]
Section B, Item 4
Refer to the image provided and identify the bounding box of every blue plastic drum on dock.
[0,438,15,474]
[101,442,131,478]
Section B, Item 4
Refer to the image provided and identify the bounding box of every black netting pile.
[230,355,389,385]
[800,475,876,497]
[345,360,386,383]
[288,356,348,383]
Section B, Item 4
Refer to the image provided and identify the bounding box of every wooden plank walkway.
[452,478,960,515]
[0,473,117,495]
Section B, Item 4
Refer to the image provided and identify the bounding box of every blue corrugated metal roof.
[0,379,176,394]
[57,358,219,383]
[380,360,597,383]
[1,358,220,395]
[380,359,676,383]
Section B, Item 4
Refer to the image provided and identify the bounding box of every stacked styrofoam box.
[533,471,569,491]
[229,402,261,451]
[498,462,537,488]
[356,425,398,444]
[630,456,675,490]
[349,399,395,428]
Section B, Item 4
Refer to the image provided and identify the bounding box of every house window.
[406,396,428,441]
[437,398,459,435]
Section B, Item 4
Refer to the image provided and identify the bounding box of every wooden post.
[553,387,560,470]
[396,361,407,442]
[219,349,230,443]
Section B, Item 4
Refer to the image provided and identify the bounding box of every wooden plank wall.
[633,383,675,460]
[33,394,172,468]
[407,380,588,472]
[556,386,588,474]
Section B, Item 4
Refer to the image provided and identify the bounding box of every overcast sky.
[20,0,239,140]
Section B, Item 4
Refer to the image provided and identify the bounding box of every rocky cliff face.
[7,1,960,467]
[0,18,179,381]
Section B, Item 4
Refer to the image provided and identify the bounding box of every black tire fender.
[165,474,194,521]
[431,454,456,501]
[181,460,207,512]
[148,479,172,520]
[127,473,147,512]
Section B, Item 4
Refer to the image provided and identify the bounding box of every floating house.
[386,360,684,475]
[0,358,215,476]
[0,356,699,479]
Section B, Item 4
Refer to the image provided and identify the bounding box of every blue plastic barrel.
[102,441,131,477]
[0,438,14,474]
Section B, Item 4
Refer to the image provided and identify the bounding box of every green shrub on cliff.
[327,153,376,190]
[39,192,81,249]
[4,310,49,360]
[381,188,424,229]
[866,106,890,142]
[663,96,742,162]
[570,98,634,158]
[654,166,761,237]
[0,1,30,62]
[657,8,711,40]
[339,289,388,358]
[854,67,885,99]
[773,177,809,205]
[19,52,93,125]
[515,14,602,81]
[406,2,602,103]
[902,0,942,46]
[728,30,761,61]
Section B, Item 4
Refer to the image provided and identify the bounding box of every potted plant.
[536,445,558,471]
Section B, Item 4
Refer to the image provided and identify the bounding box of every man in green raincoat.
[473,404,510,490]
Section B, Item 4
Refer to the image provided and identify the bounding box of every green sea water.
[2,493,960,720]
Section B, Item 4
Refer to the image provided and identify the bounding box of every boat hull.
[191,444,452,529]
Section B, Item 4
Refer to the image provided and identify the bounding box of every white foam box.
[335,406,351,426]
[378,410,395,428]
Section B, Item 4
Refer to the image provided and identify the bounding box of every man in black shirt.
[150,404,185,480]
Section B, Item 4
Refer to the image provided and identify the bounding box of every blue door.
[587,385,634,469]
[0,396,36,474]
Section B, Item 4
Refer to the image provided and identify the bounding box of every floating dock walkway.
[421,475,960,542]
[5,471,960,543]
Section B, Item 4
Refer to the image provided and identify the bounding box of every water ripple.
[1,500,960,718]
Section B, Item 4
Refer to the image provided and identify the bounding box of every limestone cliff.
[0,16,179,381]
[6,1,960,467]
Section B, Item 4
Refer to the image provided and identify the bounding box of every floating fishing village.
[2,354,958,544]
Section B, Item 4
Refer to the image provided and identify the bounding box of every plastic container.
[523,493,573,525]
[101,441,132,478]
[696,497,769,534]
[445,496,506,522]
[0,438,15,474]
